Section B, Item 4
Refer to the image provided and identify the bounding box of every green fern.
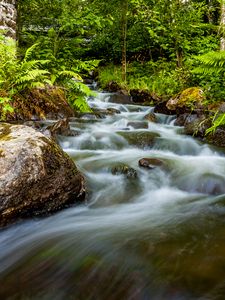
[51,70,82,84]
[206,112,225,135]
[24,43,40,61]
[72,95,92,112]
[193,51,225,75]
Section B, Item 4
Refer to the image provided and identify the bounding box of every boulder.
[127,121,148,129]
[108,93,133,104]
[206,127,225,148]
[1,86,75,121]
[0,0,17,39]
[166,87,205,114]
[111,164,138,179]
[175,113,211,138]
[154,101,175,115]
[118,131,160,148]
[44,119,80,138]
[105,81,121,92]
[130,89,161,104]
[138,158,164,169]
[0,123,85,226]
[106,108,121,114]
[144,112,157,123]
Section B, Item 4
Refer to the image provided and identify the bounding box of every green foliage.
[3,0,224,116]
[0,38,51,94]
[98,61,189,97]
[191,51,225,103]
[193,51,225,75]
[64,80,94,112]
[206,112,225,135]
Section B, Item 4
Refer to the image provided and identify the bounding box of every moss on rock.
[0,86,75,121]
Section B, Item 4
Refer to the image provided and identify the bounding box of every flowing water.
[1,89,225,299]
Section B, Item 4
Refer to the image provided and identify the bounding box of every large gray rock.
[0,0,17,39]
[0,123,85,226]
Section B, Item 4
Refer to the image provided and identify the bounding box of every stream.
[1,89,225,299]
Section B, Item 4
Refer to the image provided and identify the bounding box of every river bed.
[1,90,225,299]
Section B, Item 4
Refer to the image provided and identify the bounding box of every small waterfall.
[1,90,225,299]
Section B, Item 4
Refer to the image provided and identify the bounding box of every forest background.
[1,0,225,126]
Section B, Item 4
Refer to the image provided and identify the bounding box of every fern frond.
[29,82,46,89]
[193,51,225,74]
[24,43,40,61]
[19,60,49,72]
[73,95,92,113]
[15,70,49,84]
[206,113,225,134]
[192,66,221,75]
[195,51,225,67]
[57,70,83,81]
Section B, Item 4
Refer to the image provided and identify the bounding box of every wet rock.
[83,78,93,85]
[0,123,85,227]
[111,164,138,179]
[109,93,133,104]
[154,101,175,115]
[107,108,121,114]
[130,89,161,104]
[45,119,80,138]
[175,114,211,138]
[127,121,148,129]
[144,112,157,123]
[92,108,121,117]
[105,81,121,92]
[118,131,160,148]
[206,127,225,148]
[68,117,100,125]
[139,158,164,169]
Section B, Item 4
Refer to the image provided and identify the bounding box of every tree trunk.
[121,0,128,82]
[176,49,183,68]
[0,0,17,39]
[220,0,225,50]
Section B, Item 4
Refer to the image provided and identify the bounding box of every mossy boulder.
[0,123,85,227]
[0,86,75,121]
[118,131,160,148]
[166,87,205,114]
[111,164,138,179]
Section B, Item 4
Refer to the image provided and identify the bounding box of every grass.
[98,62,188,98]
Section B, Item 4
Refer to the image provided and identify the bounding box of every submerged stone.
[144,112,157,123]
[0,123,85,226]
[111,164,138,179]
[127,121,148,129]
[118,131,160,148]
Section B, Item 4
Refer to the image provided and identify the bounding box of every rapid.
[1,88,225,299]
